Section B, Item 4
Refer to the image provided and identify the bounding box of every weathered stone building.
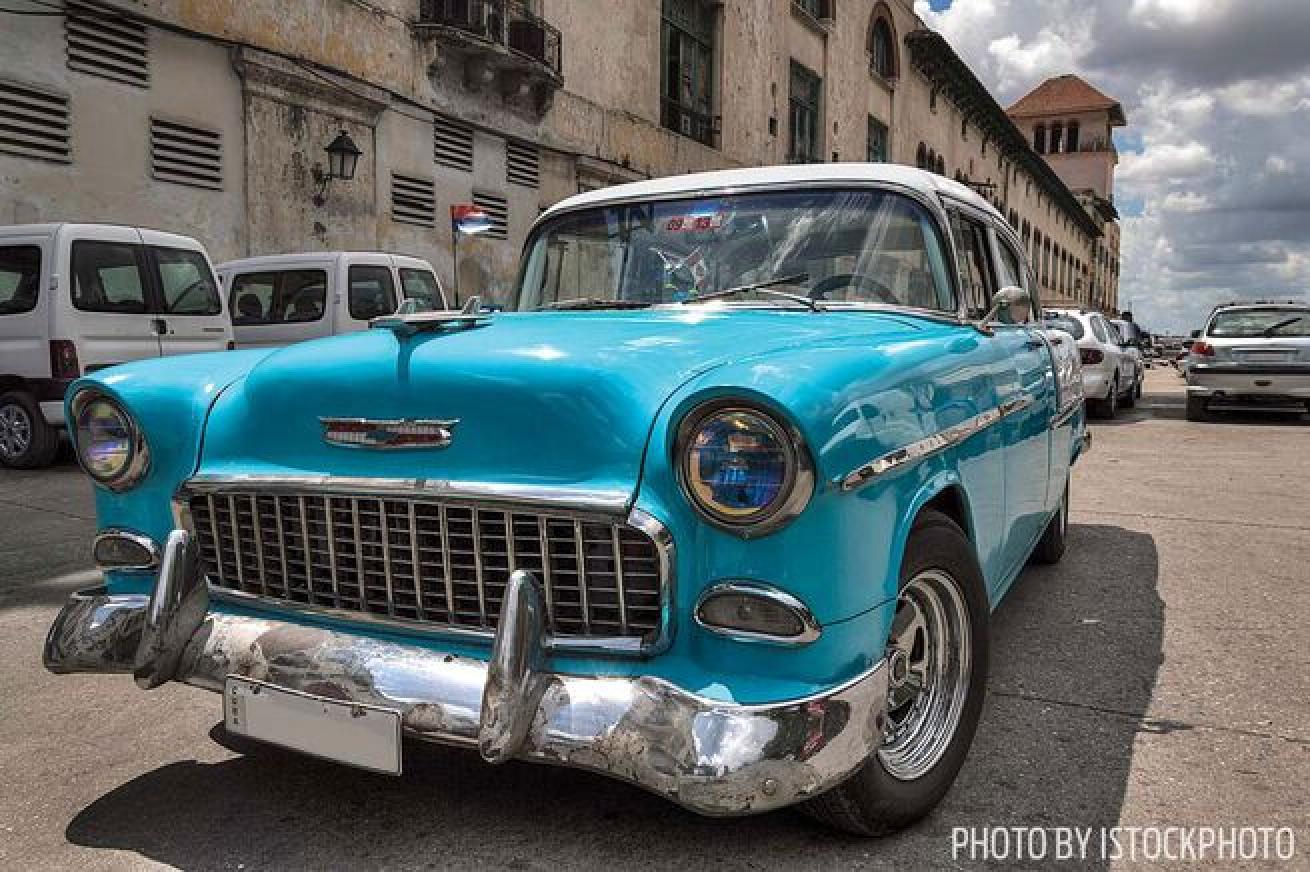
[0,0,1120,311]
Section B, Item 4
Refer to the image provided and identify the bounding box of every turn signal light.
[1080,348,1104,365]
[49,339,81,379]
[1191,341,1215,356]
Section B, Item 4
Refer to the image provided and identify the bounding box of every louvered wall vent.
[472,191,509,239]
[66,0,150,87]
[0,80,72,164]
[150,118,222,189]
[506,140,539,188]
[434,115,473,171]
[393,173,436,227]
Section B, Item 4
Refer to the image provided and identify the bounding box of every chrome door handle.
[1023,338,1044,350]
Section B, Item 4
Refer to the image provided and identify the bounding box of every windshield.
[515,189,956,312]
[1044,314,1085,340]
[1208,307,1310,338]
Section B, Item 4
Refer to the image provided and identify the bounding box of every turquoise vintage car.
[45,164,1088,835]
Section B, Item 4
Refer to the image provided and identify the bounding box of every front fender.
[64,350,274,561]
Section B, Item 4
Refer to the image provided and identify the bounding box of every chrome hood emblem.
[321,417,459,449]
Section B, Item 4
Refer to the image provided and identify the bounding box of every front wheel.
[1030,481,1069,564]
[800,510,988,836]
[1092,377,1118,418]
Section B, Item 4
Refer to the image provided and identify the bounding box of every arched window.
[1066,121,1080,153]
[1050,121,1064,154]
[935,154,945,175]
[961,118,968,140]
[1034,123,1046,154]
[868,9,897,80]
[916,143,927,169]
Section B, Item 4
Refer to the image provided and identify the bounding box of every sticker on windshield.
[666,211,725,233]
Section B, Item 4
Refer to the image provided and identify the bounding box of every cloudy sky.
[914,0,1310,333]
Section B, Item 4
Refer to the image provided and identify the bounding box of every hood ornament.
[371,296,493,336]
[321,417,459,450]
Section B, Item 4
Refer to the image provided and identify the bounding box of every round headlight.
[677,403,813,535]
[71,392,148,490]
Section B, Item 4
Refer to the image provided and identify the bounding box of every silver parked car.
[1185,301,1310,420]
[1045,309,1139,418]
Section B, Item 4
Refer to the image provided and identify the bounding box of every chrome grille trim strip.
[175,477,674,657]
[840,394,1035,492]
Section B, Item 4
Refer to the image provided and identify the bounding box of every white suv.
[1044,308,1139,418]
[1185,301,1310,421]
[0,223,231,468]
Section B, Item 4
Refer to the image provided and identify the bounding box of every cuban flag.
[451,203,492,236]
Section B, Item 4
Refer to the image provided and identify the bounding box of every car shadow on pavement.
[64,523,1161,871]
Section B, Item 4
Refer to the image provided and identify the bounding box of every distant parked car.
[0,222,230,468]
[1111,318,1148,384]
[216,252,447,349]
[1045,308,1138,417]
[1185,301,1310,421]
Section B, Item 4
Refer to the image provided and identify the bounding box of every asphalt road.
[1,367,1307,871]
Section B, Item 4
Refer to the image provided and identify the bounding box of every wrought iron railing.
[418,0,561,77]
[661,98,718,148]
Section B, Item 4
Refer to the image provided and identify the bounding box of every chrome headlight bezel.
[70,389,150,491]
[674,399,815,538]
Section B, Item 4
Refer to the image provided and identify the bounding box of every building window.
[915,142,927,169]
[929,89,938,112]
[961,118,968,140]
[866,116,888,162]
[1050,121,1064,154]
[868,10,897,80]
[1033,123,1046,154]
[1066,121,1080,153]
[935,154,945,175]
[793,0,832,21]
[661,0,717,148]
[787,60,822,163]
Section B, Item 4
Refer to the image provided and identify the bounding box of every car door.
[142,232,231,356]
[987,221,1056,566]
[0,234,51,383]
[948,207,1050,588]
[61,226,161,370]
[342,257,399,332]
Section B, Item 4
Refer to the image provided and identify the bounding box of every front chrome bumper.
[44,531,889,817]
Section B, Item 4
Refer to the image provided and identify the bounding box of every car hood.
[198,308,928,501]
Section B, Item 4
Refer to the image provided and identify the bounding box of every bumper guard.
[44,530,889,816]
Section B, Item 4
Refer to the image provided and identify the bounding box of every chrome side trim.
[694,581,822,645]
[92,528,162,570]
[179,473,631,517]
[1051,399,1082,429]
[840,394,1035,492]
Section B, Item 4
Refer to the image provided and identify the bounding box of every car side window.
[991,232,1034,324]
[231,270,327,324]
[399,268,444,309]
[71,241,148,313]
[1090,316,1108,343]
[348,265,397,321]
[0,245,41,315]
[154,247,221,315]
[948,211,996,317]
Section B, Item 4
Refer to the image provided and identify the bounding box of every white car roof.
[539,163,1000,222]
[0,222,205,250]
[216,251,436,271]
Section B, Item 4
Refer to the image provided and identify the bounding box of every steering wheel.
[808,273,898,304]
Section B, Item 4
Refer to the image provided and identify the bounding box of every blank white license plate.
[224,676,402,775]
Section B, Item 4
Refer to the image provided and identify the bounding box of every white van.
[0,223,231,468]
[216,252,447,349]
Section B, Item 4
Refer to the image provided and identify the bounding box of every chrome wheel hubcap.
[0,403,32,459]
[878,569,971,781]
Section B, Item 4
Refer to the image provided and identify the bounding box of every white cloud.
[1265,155,1295,174]
[1119,143,1216,185]
[1160,191,1210,213]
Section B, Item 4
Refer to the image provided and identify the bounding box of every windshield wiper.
[539,298,654,311]
[680,273,823,311]
[1261,315,1304,336]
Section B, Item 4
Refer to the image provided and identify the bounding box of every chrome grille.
[186,488,666,644]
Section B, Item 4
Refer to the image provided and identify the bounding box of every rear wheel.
[0,391,59,469]
[1031,482,1069,565]
[1185,395,1209,422]
[1092,376,1118,418]
[1121,377,1136,408]
[800,510,988,836]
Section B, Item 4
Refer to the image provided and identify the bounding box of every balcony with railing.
[416,0,561,111]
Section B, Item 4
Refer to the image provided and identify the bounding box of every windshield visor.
[515,189,957,311]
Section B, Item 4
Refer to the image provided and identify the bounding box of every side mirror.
[1189,329,1201,339]
[976,285,1031,329]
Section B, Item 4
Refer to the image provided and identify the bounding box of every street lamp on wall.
[313,130,362,207]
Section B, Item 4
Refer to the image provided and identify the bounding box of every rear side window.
[949,212,995,317]
[1090,316,1109,343]
[1044,314,1084,340]
[399,268,444,309]
[155,247,221,315]
[71,241,148,313]
[0,245,41,314]
[230,270,327,324]
[348,265,397,321]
